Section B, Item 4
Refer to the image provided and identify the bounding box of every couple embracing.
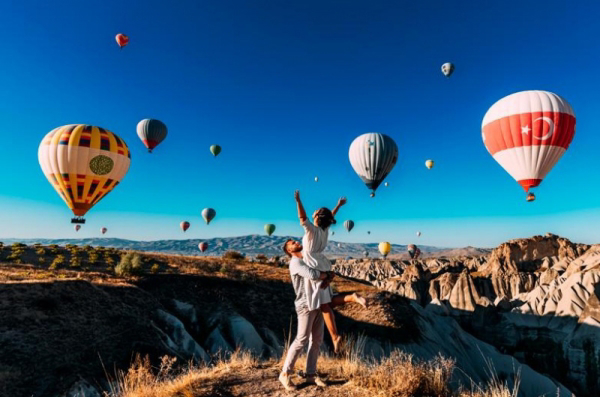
[279,190,367,391]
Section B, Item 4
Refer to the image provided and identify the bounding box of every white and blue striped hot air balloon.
[349,133,398,197]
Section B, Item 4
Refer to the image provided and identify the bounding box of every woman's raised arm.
[332,196,347,216]
[295,190,307,222]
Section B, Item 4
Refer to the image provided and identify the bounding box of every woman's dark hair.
[314,207,336,230]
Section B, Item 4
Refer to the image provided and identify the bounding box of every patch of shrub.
[49,255,65,270]
[32,243,41,247]
[150,263,160,274]
[11,242,26,248]
[219,263,234,275]
[69,255,81,268]
[255,254,267,263]
[38,257,46,265]
[115,252,143,277]
[35,248,45,256]
[65,244,77,249]
[88,252,99,265]
[223,251,245,261]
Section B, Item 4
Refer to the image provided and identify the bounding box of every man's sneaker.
[278,372,297,391]
[306,374,327,387]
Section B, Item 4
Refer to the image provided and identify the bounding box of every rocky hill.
[0,239,568,397]
[333,233,599,396]
[0,235,480,258]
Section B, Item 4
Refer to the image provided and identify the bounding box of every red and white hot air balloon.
[198,242,208,252]
[180,221,190,232]
[115,33,129,49]
[482,91,575,200]
[74,225,81,232]
[101,227,107,235]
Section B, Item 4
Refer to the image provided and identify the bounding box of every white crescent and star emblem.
[521,117,555,141]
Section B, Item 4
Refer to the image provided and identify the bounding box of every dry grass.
[110,337,518,397]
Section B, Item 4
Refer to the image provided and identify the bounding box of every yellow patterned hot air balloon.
[38,124,131,223]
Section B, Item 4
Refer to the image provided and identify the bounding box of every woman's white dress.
[301,218,333,310]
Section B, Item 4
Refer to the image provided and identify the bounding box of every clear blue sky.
[0,0,598,247]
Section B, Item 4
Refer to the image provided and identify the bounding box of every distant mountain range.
[0,235,490,258]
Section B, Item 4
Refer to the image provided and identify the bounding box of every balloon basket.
[71,217,86,224]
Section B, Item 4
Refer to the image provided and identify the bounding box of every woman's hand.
[294,190,301,202]
[337,197,347,206]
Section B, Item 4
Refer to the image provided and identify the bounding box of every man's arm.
[290,259,327,281]
[331,197,347,217]
[295,190,308,223]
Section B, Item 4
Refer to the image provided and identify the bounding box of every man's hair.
[282,239,294,257]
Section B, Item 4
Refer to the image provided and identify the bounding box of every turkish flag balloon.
[115,33,129,48]
[482,90,575,192]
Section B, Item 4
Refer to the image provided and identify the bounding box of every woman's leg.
[320,303,342,353]
[330,292,368,309]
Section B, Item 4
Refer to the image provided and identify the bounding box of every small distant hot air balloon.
[180,221,190,232]
[337,243,342,248]
[101,227,107,235]
[210,145,221,157]
[264,224,276,236]
[527,193,536,202]
[364,251,369,257]
[482,90,575,201]
[416,231,422,237]
[408,244,421,259]
[198,242,208,252]
[349,133,398,197]
[115,33,129,49]
[315,176,319,182]
[378,242,391,258]
[332,231,335,235]
[384,182,389,187]
[137,119,167,153]
[367,231,371,235]
[75,225,81,232]
[344,220,354,232]
[202,208,216,224]
[425,160,434,169]
[441,62,454,77]
[39,124,131,223]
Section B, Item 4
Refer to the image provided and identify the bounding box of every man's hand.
[337,197,347,207]
[294,190,301,202]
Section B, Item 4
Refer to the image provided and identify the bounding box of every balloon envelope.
[180,221,190,232]
[198,242,208,252]
[349,133,398,194]
[137,119,167,153]
[74,225,81,232]
[264,224,276,236]
[38,124,131,219]
[202,208,216,224]
[344,220,354,232]
[482,90,575,194]
[101,227,107,234]
[417,231,422,237]
[210,145,221,156]
[441,62,454,77]
[425,159,434,169]
[378,242,391,257]
[115,33,129,48]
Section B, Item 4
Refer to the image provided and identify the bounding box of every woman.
[294,190,367,353]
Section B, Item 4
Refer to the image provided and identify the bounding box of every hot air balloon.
[425,160,434,169]
[137,119,167,153]
[482,91,575,201]
[39,124,131,223]
[384,182,389,187]
[101,227,107,235]
[378,242,391,258]
[407,244,421,259]
[180,221,190,232]
[349,133,398,197]
[364,251,369,257]
[314,176,319,182]
[337,243,342,248]
[441,62,454,77]
[210,145,221,157]
[367,231,371,235]
[265,224,276,236]
[344,220,354,232]
[74,225,81,232]
[198,242,208,252]
[115,33,129,49]
[331,231,335,236]
[416,231,422,237]
[202,208,216,224]
[527,193,536,202]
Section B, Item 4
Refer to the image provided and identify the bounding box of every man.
[279,239,333,391]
